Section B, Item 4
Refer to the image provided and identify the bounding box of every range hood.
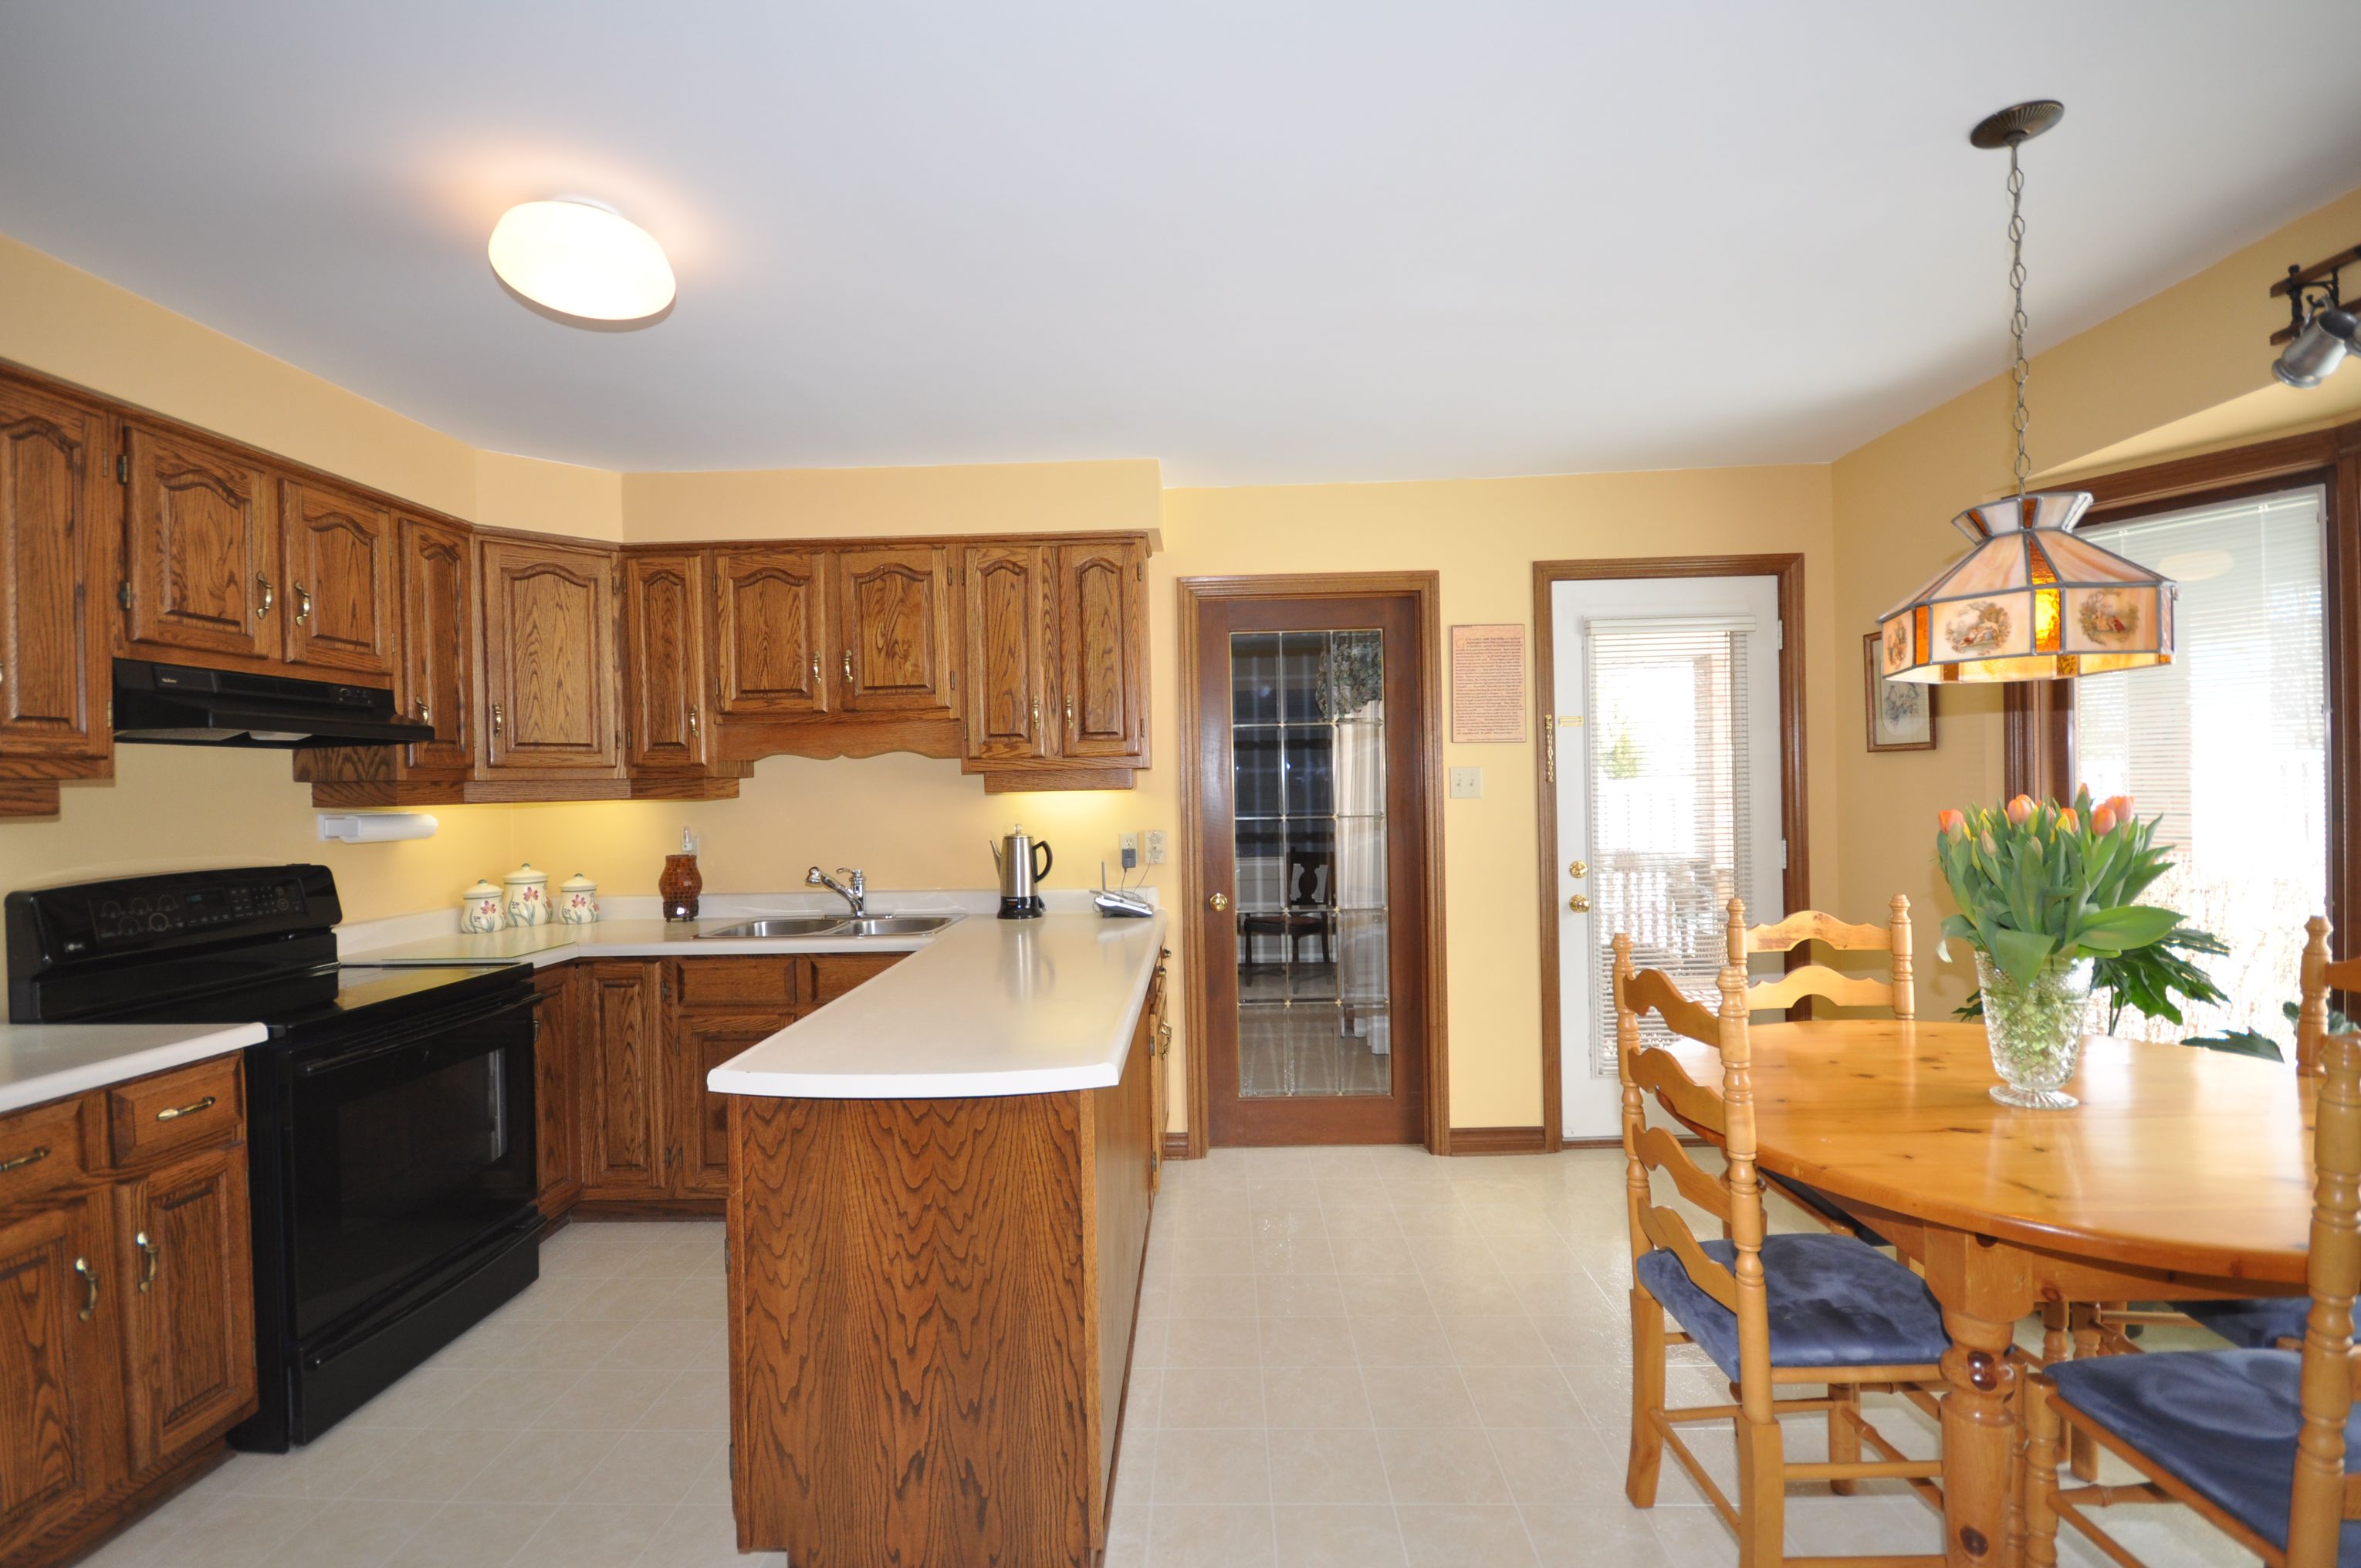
[113,660,436,749]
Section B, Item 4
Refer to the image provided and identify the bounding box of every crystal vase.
[1974,950,2093,1110]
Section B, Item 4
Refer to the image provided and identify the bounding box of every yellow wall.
[621,460,1162,541]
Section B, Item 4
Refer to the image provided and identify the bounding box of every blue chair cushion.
[1764,1172,1891,1249]
[2180,1296,2311,1350]
[2048,1348,2361,1558]
[1634,1232,1950,1381]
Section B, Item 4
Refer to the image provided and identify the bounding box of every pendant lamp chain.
[2006,140,2031,499]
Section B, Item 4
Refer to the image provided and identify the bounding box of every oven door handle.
[294,992,537,1078]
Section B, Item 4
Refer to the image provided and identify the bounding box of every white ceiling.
[2,2,2356,486]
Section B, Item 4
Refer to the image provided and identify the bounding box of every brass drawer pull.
[293,582,313,624]
[491,702,503,735]
[688,704,700,738]
[136,1231,159,1293]
[1157,1022,1173,1057]
[810,654,820,686]
[1065,697,1075,731]
[154,1094,218,1123]
[0,1144,49,1174]
[841,650,853,683]
[75,1257,98,1320]
[255,573,275,619]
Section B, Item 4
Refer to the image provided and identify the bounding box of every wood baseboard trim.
[570,1195,727,1219]
[16,1415,242,1568]
[1449,1125,1549,1156]
[1162,1131,1191,1160]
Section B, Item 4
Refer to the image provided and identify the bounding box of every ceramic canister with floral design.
[557,872,600,924]
[460,879,504,933]
[502,863,550,928]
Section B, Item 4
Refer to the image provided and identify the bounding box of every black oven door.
[286,991,537,1339]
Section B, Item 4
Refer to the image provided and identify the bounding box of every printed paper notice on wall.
[1449,623,1527,744]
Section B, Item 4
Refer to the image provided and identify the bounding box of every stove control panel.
[7,866,340,1015]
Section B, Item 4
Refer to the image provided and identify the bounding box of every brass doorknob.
[1209,892,1230,911]
[1567,894,1591,914]
[1568,859,1588,879]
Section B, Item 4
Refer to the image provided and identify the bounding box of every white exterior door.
[1552,575,1786,1138]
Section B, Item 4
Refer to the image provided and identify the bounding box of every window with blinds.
[1585,617,1760,1074]
[2075,485,2327,1048]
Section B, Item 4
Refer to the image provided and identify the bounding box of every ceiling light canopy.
[488,199,675,323]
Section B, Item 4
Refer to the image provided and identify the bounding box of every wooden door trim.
[1531,554,1811,1152]
[1175,572,1449,1158]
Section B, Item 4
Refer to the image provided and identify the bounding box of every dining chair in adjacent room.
[1615,904,1950,1566]
[2023,1010,2361,1568]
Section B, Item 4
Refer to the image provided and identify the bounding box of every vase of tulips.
[1934,788,2183,1109]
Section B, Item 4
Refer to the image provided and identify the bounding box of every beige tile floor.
[79,1145,2254,1567]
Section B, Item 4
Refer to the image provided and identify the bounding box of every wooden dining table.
[1659,1018,2313,1568]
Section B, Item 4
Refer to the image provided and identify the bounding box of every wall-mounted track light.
[2269,245,2361,388]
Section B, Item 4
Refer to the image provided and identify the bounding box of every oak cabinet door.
[0,1198,113,1559]
[113,1145,255,1473]
[280,479,396,676]
[478,537,621,773]
[1055,539,1145,761]
[580,961,668,1195]
[121,422,276,661]
[533,965,580,1217]
[960,542,1054,762]
[395,517,474,774]
[835,545,953,715]
[623,551,712,771]
[0,378,108,762]
[674,1010,793,1198]
[713,548,830,718]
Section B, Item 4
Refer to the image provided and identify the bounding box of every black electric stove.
[6,864,542,1450]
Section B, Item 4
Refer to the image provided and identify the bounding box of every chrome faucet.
[807,865,867,917]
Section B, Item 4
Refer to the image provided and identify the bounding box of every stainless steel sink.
[695,917,852,939]
[834,914,962,937]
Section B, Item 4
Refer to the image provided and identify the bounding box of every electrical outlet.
[1119,831,1139,871]
[1145,829,1168,865]
[1449,766,1483,799]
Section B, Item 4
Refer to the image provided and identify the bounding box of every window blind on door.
[2074,485,2326,1047]
[1583,616,1760,1075]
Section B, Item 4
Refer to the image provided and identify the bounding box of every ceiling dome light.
[487,199,675,323]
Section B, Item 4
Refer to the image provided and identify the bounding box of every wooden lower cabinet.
[726,995,1158,1566]
[532,965,582,1219]
[0,1056,257,1568]
[675,1012,801,1198]
[578,961,668,1201]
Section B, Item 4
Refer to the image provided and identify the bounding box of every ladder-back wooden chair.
[2024,1014,2361,1567]
[1740,897,1913,1242]
[1616,904,1950,1567]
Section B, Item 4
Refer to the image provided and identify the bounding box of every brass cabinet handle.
[1567,894,1591,914]
[0,1144,49,1174]
[687,704,700,738]
[492,702,504,735]
[75,1257,97,1321]
[136,1231,158,1293]
[809,654,820,686]
[414,697,431,725]
[154,1094,217,1122]
[255,573,275,619]
[1157,1022,1172,1057]
[293,583,313,624]
[1209,892,1229,912]
[1031,697,1041,727]
[841,650,853,683]
[1065,697,1075,731]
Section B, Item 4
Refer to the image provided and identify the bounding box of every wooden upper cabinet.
[713,548,830,718]
[120,422,276,662]
[112,1145,254,1473]
[836,545,953,715]
[478,536,621,774]
[961,542,1054,762]
[1057,539,1145,760]
[623,551,712,771]
[0,1198,113,1556]
[395,517,473,775]
[0,378,108,764]
[279,480,395,676]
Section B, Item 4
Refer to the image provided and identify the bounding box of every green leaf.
[1991,926,2058,988]
[2179,1029,2285,1062]
[2073,905,2182,955]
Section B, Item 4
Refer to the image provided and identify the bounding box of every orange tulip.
[2005,794,2035,826]
[1936,809,1968,838]
[2057,808,2079,834]
[2089,804,2116,835]
[2102,793,2134,824]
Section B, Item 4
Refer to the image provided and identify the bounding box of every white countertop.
[349,916,935,968]
[0,1022,269,1116]
[705,909,1169,1100]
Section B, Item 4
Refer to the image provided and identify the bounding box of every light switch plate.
[1449,766,1483,799]
[1145,829,1168,865]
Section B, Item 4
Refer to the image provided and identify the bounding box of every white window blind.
[1585,617,1760,1074]
[2075,485,2326,1048]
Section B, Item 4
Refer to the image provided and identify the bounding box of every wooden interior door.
[835,545,953,715]
[713,547,831,717]
[394,516,473,774]
[0,377,108,763]
[0,1198,113,1556]
[113,1145,253,1472]
[478,537,621,773]
[675,1011,792,1197]
[623,550,711,771]
[1057,539,1145,761]
[1194,593,1430,1145]
[120,422,276,662]
[279,479,396,677]
[580,961,667,1195]
[962,542,1054,761]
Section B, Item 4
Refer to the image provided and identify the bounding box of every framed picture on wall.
[1863,631,1936,752]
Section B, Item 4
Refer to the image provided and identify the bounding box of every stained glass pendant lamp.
[1876,102,2176,684]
